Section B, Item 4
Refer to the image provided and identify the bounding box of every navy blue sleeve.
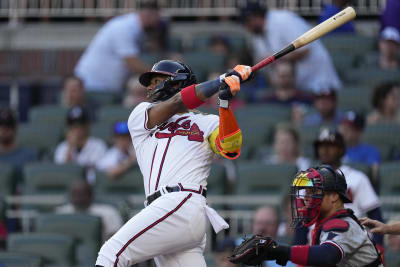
[308,243,342,265]
[294,224,309,245]
[367,207,384,246]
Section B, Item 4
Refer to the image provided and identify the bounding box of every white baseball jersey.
[339,165,381,216]
[127,102,219,196]
[96,101,225,267]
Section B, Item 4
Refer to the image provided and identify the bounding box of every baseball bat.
[251,6,356,72]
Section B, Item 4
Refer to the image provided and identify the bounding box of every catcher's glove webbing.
[228,235,290,266]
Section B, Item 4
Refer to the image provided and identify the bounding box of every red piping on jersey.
[113,193,192,267]
[155,137,171,191]
[178,183,203,194]
[148,144,158,193]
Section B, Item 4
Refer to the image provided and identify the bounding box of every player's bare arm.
[360,217,400,235]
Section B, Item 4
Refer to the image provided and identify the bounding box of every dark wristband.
[196,78,222,98]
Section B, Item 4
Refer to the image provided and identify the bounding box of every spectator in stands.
[262,61,314,106]
[60,75,97,120]
[379,0,400,70]
[252,206,295,266]
[56,180,123,241]
[262,123,310,171]
[0,107,37,170]
[54,106,107,183]
[339,111,381,166]
[318,0,355,34]
[75,1,165,92]
[241,2,341,93]
[378,27,400,70]
[300,88,344,128]
[123,76,148,109]
[214,238,238,267]
[295,129,384,252]
[96,121,137,179]
[367,81,400,124]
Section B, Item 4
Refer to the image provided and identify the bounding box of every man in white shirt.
[56,180,123,241]
[75,1,163,92]
[96,121,137,179]
[54,106,107,182]
[241,2,341,93]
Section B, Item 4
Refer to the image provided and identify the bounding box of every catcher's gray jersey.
[319,216,382,267]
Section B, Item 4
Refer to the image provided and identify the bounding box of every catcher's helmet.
[291,165,351,227]
[139,60,197,102]
[313,128,345,159]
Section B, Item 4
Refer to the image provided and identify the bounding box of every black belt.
[146,185,207,206]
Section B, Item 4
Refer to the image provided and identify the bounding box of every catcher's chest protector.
[312,209,382,267]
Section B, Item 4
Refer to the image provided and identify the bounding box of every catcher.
[229,165,383,266]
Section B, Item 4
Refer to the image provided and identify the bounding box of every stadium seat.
[91,121,114,145]
[95,167,145,197]
[98,105,132,124]
[191,34,247,53]
[206,163,227,195]
[298,125,324,147]
[7,233,75,267]
[28,105,68,127]
[23,162,84,194]
[379,162,400,196]
[36,214,102,267]
[183,51,226,82]
[17,123,62,157]
[321,34,375,55]
[337,87,373,113]
[0,163,15,195]
[0,252,42,267]
[344,68,400,86]
[235,162,298,195]
[85,91,120,106]
[139,53,162,66]
[362,124,400,147]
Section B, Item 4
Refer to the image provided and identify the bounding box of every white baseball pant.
[96,191,207,267]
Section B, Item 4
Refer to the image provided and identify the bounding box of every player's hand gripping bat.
[251,6,356,72]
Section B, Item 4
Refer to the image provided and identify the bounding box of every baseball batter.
[95,60,252,267]
[230,165,383,267]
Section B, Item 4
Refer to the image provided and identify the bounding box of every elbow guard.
[209,127,242,160]
[216,129,242,159]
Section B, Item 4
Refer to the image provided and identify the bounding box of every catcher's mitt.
[228,235,276,266]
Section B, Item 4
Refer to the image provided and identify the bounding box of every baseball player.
[304,129,385,249]
[95,60,252,267]
[229,165,383,266]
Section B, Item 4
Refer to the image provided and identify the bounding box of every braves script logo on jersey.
[155,116,204,142]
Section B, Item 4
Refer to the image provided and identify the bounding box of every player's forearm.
[147,93,188,129]
[194,78,222,101]
[367,207,384,245]
[289,243,341,266]
[387,222,400,235]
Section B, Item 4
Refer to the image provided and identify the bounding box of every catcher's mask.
[139,60,197,102]
[291,165,352,227]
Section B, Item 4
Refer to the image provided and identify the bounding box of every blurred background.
[0,0,399,266]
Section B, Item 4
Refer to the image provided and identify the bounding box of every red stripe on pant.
[113,193,193,267]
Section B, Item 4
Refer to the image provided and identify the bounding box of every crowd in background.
[0,0,400,266]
